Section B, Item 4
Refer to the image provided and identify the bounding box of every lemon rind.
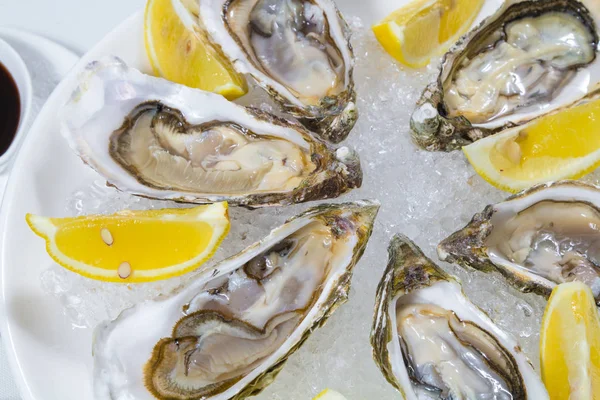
[144,0,164,78]
[312,389,346,400]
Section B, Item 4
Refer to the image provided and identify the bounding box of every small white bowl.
[0,37,32,173]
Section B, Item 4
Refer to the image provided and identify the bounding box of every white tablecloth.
[0,344,18,400]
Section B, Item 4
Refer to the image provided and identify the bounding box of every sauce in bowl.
[0,62,21,156]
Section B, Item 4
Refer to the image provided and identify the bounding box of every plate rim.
[0,12,141,400]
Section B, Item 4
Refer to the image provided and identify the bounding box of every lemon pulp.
[53,216,213,272]
[27,203,230,283]
[540,282,600,399]
[372,0,483,68]
[464,98,600,192]
[145,0,247,99]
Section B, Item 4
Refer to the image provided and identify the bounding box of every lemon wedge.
[144,0,247,100]
[372,0,483,68]
[463,98,600,192]
[26,203,230,283]
[313,389,348,400]
[540,282,600,399]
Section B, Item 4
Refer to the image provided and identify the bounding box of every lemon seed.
[504,140,522,165]
[101,228,113,246]
[118,262,131,279]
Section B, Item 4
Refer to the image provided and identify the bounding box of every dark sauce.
[0,62,20,156]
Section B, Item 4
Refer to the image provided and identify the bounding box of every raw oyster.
[371,235,549,399]
[60,58,361,207]
[94,201,378,400]
[411,0,600,151]
[439,181,600,304]
[199,0,357,143]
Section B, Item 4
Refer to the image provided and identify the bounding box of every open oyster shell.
[93,200,379,400]
[371,235,549,399]
[439,181,600,305]
[199,0,357,143]
[60,58,361,207]
[411,0,600,151]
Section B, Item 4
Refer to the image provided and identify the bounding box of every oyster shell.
[199,0,357,143]
[439,181,600,304]
[61,58,361,207]
[371,235,549,399]
[411,0,600,151]
[94,201,378,400]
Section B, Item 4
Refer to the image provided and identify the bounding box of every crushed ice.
[40,16,573,399]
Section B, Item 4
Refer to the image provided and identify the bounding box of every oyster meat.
[199,0,357,143]
[439,181,600,304]
[411,0,600,151]
[371,235,549,399]
[94,201,378,399]
[61,58,361,207]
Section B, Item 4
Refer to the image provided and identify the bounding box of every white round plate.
[0,2,503,399]
[0,13,147,400]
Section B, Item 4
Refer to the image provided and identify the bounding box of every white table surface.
[0,0,145,54]
[0,0,405,52]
